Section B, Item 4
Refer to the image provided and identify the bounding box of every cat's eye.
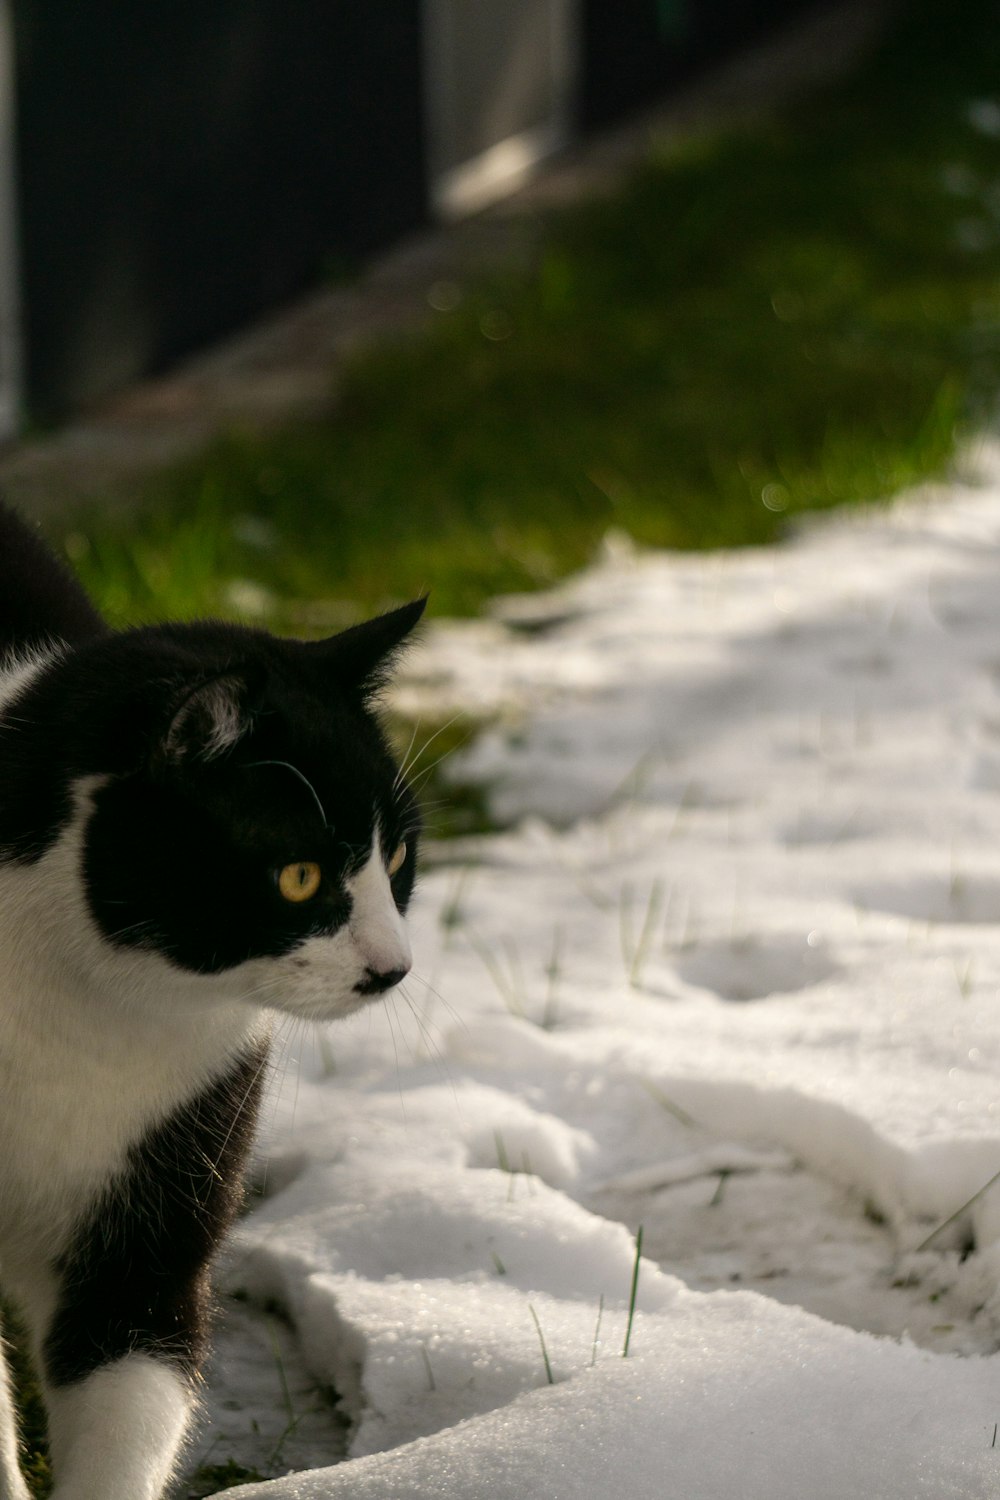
[278,862,322,903]
[388,842,407,877]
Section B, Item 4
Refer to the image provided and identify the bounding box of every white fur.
[0,1346,29,1500]
[164,674,246,762]
[0,642,63,713]
[45,1355,192,1500]
[349,829,412,977]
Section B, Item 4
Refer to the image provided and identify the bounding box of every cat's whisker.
[253,1026,298,1156]
[392,716,423,792]
[208,1042,276,1181]
[105,919,159,943]
[398,711,468,791]
[398,985,449,1070]
[286,1016,308,1132]
[246,759,329,830]
[406,735,476,798]
[381,998,413,1120]
[414,818,458,842]
[407,968,467,1033]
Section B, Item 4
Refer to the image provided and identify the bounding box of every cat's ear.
[311,598,426,697]
[161,667,263,764]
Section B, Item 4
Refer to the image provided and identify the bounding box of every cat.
[0,499,425,1499]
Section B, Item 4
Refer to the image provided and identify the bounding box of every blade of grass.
[622,1225,644,1358]
[528,1302,555,1386]
[915,1165,1000,1252]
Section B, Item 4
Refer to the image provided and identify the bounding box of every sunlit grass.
[51,0,1000,636]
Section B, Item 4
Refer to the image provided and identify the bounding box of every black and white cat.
[0,501,425,1499]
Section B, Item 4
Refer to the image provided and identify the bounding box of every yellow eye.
[388,842,407,877]
[278,862,322,903]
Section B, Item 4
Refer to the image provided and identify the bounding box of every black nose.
[355,965,409,996]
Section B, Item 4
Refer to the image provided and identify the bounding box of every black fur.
[0,501,106,653]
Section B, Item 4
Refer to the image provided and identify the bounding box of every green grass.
[50,0,1000,633]
[622,1225,645,1359]
[528,1303,555,1386]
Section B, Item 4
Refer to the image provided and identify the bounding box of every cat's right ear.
[160,667,263,765]
[310,598,427,699]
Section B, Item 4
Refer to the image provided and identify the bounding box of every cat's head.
[16,601,427,1023]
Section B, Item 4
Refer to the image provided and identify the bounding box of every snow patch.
[191,453,1000,1498]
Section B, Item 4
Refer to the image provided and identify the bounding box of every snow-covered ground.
[192,449,1000,1498]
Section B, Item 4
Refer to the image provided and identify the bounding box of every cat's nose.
[356,964,409,996]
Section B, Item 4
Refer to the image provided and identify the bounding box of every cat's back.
[0,500,106,658]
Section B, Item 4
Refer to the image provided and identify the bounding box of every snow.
[192,447,1000,1498]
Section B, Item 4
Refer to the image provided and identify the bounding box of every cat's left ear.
[311,598,426,696]
[161,667,263,764]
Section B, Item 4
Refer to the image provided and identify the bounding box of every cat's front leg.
[39,1201,212,1500]
[45,1354,194,1500]
[0,1328,29,1500]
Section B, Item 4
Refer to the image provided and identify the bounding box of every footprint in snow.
[857,874,1000,925]
[674,932,839,1001]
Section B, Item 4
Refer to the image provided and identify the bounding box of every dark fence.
[13,0,816,420]
[14,1,426,416]
[580,0,820,129]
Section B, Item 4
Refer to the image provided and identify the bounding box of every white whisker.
[400,712,468,792]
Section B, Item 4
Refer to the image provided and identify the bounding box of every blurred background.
[3,0,815,420]
[0,0,996,631]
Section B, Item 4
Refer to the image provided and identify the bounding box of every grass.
[48,0,1000,636]
[915,1165,1000,1253]
[528,1303,555,1386]
[622,1226,645,1359]
[619,878,667,990]
[471,936,528,1017]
